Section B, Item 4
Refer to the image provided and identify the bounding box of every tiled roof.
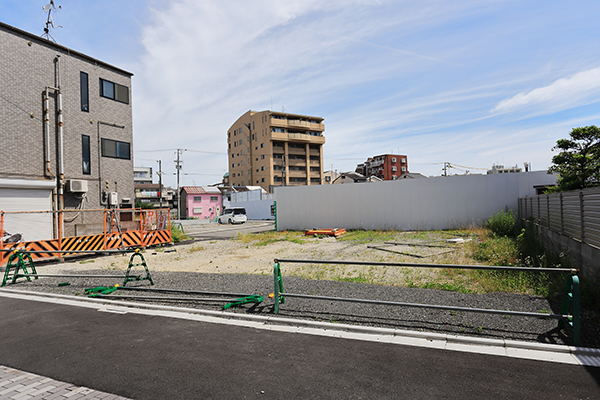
[181,186,221,194]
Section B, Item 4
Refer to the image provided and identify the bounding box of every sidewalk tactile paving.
[0,366,132,400]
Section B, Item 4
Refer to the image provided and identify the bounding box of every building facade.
[134,166,153,184]
[227,110,325,192]
[179,186,222,219]
[355,154,408,180]
[0,21,134,237]
[487,164,523,174]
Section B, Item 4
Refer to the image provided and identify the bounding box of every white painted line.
[1,288,599,367]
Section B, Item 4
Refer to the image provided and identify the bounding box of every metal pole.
[273,258,578,274]
[158,160,163,208]
[279,292,569,320]
[117,286,254,298]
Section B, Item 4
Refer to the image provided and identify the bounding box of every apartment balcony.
[287,133,325,144]
[288,147,307,155]
[269,130,325,144]
[287,159,307,167]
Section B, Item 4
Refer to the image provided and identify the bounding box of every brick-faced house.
[179,186,222,219]
[355,154,409,180]
[0,21,134,238]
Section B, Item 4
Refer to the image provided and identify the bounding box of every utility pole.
[157,160,163,208]
[245,123,253,185]
[175,148,186,219]
[282,154,286,186]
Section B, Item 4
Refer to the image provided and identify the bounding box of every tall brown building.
[355,154,409,180]
[228,110,325,192]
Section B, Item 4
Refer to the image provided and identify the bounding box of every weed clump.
[487,209,517,238]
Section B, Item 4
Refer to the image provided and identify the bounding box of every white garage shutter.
[0,179,55,242]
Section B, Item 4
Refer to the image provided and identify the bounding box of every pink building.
[179,186,222,219]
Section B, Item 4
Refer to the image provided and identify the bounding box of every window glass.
[100,78,129,104]
[101,79,114,99]
[80,72,89,112]
[82,135,91,174]
[193,196,202,202]
[101,138,131,160]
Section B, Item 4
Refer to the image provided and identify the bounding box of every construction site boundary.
[0,208,171,266]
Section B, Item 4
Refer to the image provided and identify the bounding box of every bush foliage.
[487,209,517,238]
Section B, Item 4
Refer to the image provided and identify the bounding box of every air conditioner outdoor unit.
[67,179,88,193]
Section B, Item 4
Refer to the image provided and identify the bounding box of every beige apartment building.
[228,110,325,192]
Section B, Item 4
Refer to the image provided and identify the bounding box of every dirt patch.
[33,235,470,287]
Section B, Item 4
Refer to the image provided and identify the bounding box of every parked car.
[218,207,247,224]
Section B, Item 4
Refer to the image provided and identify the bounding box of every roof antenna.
[42,1,62,42]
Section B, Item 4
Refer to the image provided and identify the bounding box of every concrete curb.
[1,288,599,367]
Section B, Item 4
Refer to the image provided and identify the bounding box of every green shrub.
[170,224,189,243]
[487,209,517,238]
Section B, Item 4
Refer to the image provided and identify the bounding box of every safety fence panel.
[61,234,105,255]
[1,208,172,266]
[519,187,600,249]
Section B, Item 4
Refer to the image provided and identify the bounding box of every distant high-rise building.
[228,110,325,192]
[355,154,408,180]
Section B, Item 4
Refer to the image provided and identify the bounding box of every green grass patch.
[235,231,308,246]
[170,224,189,243]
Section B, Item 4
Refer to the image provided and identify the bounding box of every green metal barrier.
[559,274,580,346]
[1,252,37,287]
[273,259,582,346]
[124,250,154,286]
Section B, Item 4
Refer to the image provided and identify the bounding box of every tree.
[547,125,600,192]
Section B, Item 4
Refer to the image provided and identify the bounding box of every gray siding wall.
[0,24,134,235]
[274,171,557,231]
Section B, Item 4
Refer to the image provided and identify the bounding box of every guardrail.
[272,259,581,346]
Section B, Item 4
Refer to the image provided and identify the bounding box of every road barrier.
[1,248,153,287]
[0,208,172,266]
[272,259,581,346]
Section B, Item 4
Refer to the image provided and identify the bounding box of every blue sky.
[2,0,600,187]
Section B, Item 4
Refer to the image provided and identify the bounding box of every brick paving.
[0,366,131,400]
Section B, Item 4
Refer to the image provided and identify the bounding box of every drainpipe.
[55,56,65,215]
[44,86,60,238]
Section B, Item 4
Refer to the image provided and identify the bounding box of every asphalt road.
[176,220,275,241]
[1,296,599,399]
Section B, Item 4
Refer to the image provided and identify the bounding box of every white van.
[218,207,247,224]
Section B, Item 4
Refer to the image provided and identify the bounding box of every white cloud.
[492,67,600,115]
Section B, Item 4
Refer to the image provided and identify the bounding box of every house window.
[210,196,218,201]
[391,158,396,163]
[401,167,406,172]
[82,135,91,174]
[80,72,89,112]
[101,138,130,159]
[261,155,265,159]
[261,178,265,182]
[193,196,202,202]
[392,166,397,172]
[99,78,129,104]
[261,166,265,171]
[401,158,406,164]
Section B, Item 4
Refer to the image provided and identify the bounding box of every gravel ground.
[3,268,580,347]
[3,236,597,348]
